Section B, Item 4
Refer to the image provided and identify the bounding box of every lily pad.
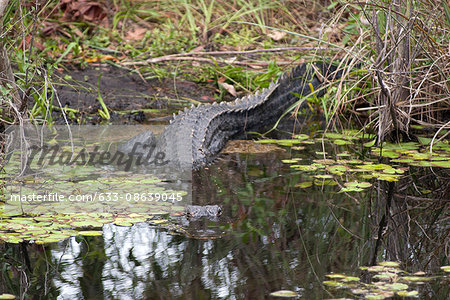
[323,281,345,287]
[78,230,103,236]
[334,139,353,145]
[314,174,334,179]
[324,132,344,139]
[340,181,372,192]
[401,276,433,282]
[382,283,408,291]
[409,161,433,167]
[440,266,450,272]
[314,179,337,186]
[380,151,400,159]
[293,134,310,140]
[371,173,402,182]
[364,139,376,147]
[269,290,299,297]
[295,181,313,188]
[378,261,401,267]
[291,165,318,171]
[325,274,347,279]
[149,220,168,225]
[431,161,450,168]
[282,159,302,164]
[397,290,419,297]
[254,139,278,144]
[327,165,348,175]
[382,142,420,150]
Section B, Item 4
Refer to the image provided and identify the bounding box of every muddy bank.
[53,65,220,124]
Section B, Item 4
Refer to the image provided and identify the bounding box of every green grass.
[0,0,448,138]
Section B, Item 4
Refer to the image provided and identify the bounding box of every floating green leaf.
[334,139,353,145]
[409,161,433,167]
[149,219,168,224]
[328,165,348,175]
[364,139,376,147]
[440,265,450,272]
[417,137,432,145]
[282,158,302,164]
[255,139,278,144]
[324,132,344,139]
[382,142,420,150]
[340,181,372,192]
[314,174,334,179]
[366,266,386,272]
[372,173,402,182]
[382,283,408,291]
[295,181,313,188]
[269,290,299,297]
[397,290,418,297]
[380,151,400,158]
[431,161,450,168]
[378,261,401,267]
[113,220,133,227]
[390,158,414,163]
[293,134,310,140]
[401,276,432,282]
[323,281,345,287]
[78,230,103,236]
[291,165,318,171]
[326,274,347,279]
[343,276,360,282]
[407,152,430,160]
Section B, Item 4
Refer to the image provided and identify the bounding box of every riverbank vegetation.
[1,0,449,143]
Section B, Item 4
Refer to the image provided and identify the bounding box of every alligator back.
[124,62,340,169]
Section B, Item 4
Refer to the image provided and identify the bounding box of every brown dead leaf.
[41,22,60,36]
[125,27,147,41]
[61,0,107,24]
[18,35,45,51]
[267,30,286,41]
[191,45,205,52]
[219,82,237,97]
[68,24,84,38]
[200,96,215,102]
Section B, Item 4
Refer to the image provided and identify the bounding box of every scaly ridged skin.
[121,62,340,169]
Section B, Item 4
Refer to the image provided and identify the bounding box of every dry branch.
[122,47,327,66]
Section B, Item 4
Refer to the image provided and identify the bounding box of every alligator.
[185,205,222,221]
[119,62,341,169]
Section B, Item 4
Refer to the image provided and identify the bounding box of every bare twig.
[122,47,328,66]
[122,56,307,67]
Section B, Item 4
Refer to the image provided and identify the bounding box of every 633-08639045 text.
[8,192,185,203]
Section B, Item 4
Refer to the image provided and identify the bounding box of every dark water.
[1,145,449,299]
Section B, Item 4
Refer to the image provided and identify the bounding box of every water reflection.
[1,150,448,299]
